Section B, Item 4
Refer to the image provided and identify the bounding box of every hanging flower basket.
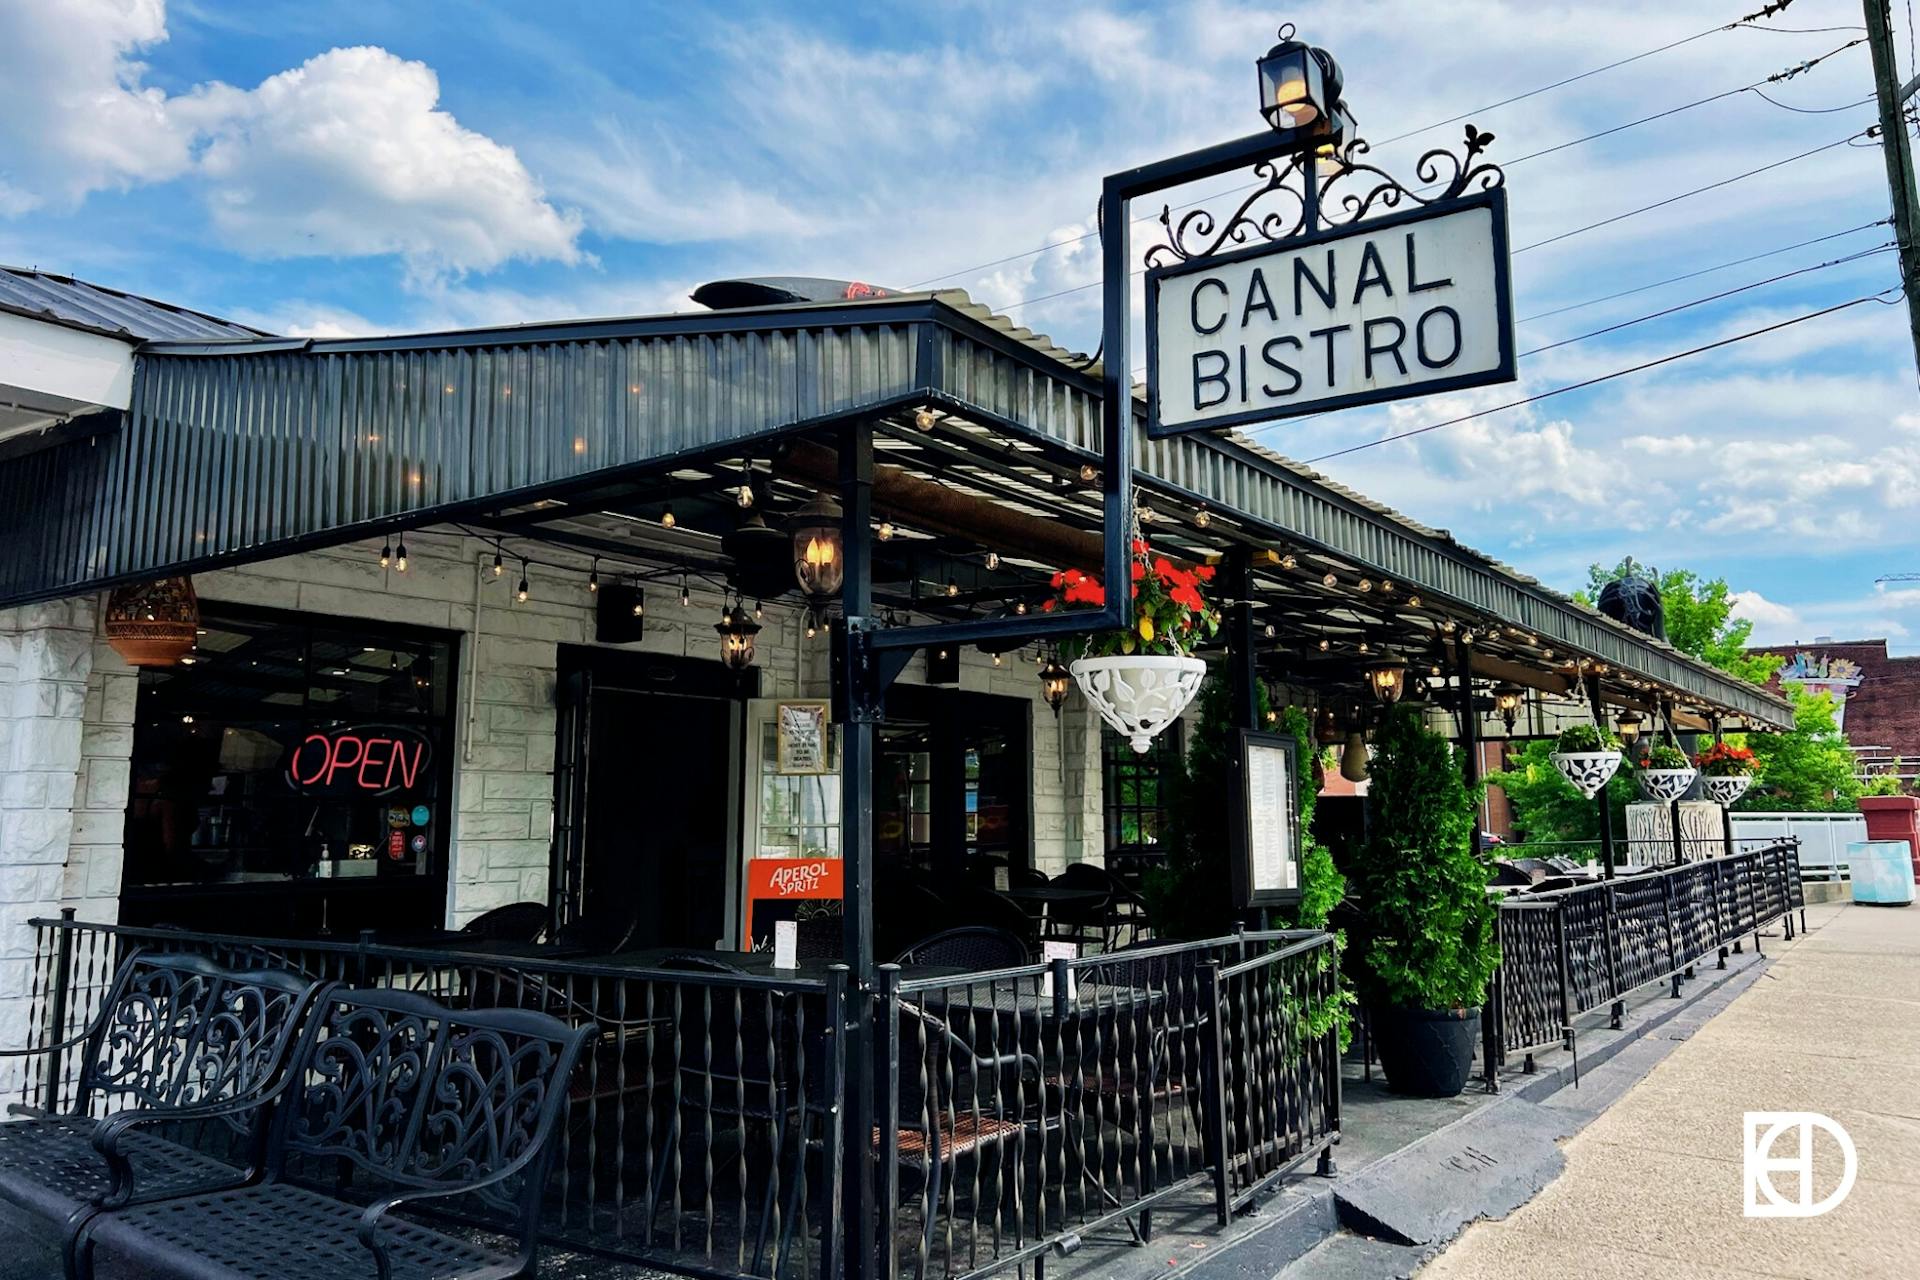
[1049,538,1219,754]
[1070,654,1209,753]
[1701,774,1753,806]
[1636,768,1698,803]
[103,577,199,667]
[1549,724,1622,799]
[1550,751,1622,799]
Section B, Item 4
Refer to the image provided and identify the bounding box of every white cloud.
[0,0,191,213]
[1731,589,1801,633]
[0,5,582,277]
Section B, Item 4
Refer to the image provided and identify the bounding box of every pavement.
[1418,900,1920,1280]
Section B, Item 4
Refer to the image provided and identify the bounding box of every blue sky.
[4,0,1916,650]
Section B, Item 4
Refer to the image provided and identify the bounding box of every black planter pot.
[1369,1004,1481,1097]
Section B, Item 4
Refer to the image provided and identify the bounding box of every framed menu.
[1234,729,1302,908]
[775,700,832,775]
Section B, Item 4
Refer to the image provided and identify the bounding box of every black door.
[554,647,753,952]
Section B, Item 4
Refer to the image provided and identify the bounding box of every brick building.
[1750,639,1920,781]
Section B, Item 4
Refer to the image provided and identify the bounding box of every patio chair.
[458,901,549,943]
[891,926,1030,969]
[0,952,321,1245]
[877,999,1044,1263]
[1045,865,1113,950]
[942,885,1040,946]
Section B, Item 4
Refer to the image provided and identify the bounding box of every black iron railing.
[877,931,1340,1280]
[17,920,1339,1280]
[1484,842,1806,1085]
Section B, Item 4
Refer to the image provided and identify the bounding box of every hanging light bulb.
[393,538,408,573]
[1340,730,1370,782]
[737,482,754,508]
[1279,553,1298,571]
[1038,655,1072,716]
[1015,600,1029,615]
[1317,638,1331,652]
[491,545,504,577]
[946,579,960,598]
[991,652,1003,667]
[805,609,819,640]
[379,539,392,569]
[1322,571,1337,587]
[1264,623,1277,639]
[877,521,895,541]
[680,574,691,608]
[588,559,599,593]
[1078,463,1100,485]
[631,586,645,618]
[516,561,529,603]
[1193,506,1212,529]
[914,407,937,432]
[1356,577,1372,593]
[754,599,764,620]
[661,505,677,529]
[985,551,1001,571]
[1406,594,1421,609]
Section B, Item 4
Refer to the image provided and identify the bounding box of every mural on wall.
[1779,652,1863,733]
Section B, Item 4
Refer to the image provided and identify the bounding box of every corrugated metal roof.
[0,266,270,343]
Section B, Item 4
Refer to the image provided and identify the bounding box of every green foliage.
[1348,706,1499,1011]
[1636,743,1690,770]
[1739,689,1863,812]
[1488,739,1633,846]
[1583,558,1784,686]
[1862,773,1907,797]
[1554,723,1618,754]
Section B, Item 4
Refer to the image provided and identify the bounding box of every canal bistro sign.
[1147,191,1514,435]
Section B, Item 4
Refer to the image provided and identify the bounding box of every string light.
[877,521,895,541]
[992,652,1004,667]
[492,545,504,577]
[754,599,764,620]
[1318,638,1331,652]
[1015,600,1029,615]
[1380,580,1393,593]
[1405,594,1421,609]
[914,408,937,432]
[1357,578,1373,593]
[1193,506,1212,529]
[985,551,1001,570]
[737,483,754,508]
[1078,463,1099,484]
[631,584,645,618]
[1279,553,1297,570]
[805,611,819,640]
[379,539,391,569]
[394,538,408,572]
[1136,506,1157,524]
[946,580,960,598]
[516,561,529,603]
[661,505,677,529]
[680,574,691,608]
[1264,623,1277,639]
[588,559,599,593]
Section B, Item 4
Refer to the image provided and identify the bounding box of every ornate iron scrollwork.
[1145,124,1505,270]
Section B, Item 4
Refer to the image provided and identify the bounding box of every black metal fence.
[1485,842,1805,1085]
[15,920,1340,1280]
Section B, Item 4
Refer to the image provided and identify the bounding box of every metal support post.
[1586,674,1617,878]
[43,908,76,1113]
[1865,0,1920,379]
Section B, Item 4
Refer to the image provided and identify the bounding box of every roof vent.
[1813,635,1833,644]
[691,277,899,310]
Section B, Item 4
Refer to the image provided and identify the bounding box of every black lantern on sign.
[1038,655,1073,717]
[1493,683,1524,733]
[716,603,762,671]
[1257,25,1338,130]
[790,492,845,604]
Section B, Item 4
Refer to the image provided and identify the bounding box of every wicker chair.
[891,927,1030,969]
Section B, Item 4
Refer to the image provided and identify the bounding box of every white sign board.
[1244,738,1299,899]
[1148,192,1513,435]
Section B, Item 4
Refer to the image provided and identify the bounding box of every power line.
[1516,220,1889,322]
[1302,292,1899,465]
[1512,131,1868,254]
[907,4,1824,291]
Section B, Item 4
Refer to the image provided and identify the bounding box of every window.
[1103,724,1182,857]
[124,605,458,891]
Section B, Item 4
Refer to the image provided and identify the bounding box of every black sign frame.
[1145,187,1515,437]
[1230,728,1303,910]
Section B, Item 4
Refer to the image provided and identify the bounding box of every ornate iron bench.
[75,986,593,1280]
[0,952,319,1232]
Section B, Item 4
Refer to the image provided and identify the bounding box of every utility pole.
[1865,0,1920,378]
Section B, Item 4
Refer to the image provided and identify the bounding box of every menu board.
[775,701,832,775]
[1238,730,1302,907]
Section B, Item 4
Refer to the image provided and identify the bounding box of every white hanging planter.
[1636,767,1698,803]
[1549,750,1622,799]
[1070,655,1207,753]
[1701,774,1754,806]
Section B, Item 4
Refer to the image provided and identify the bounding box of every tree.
[1486,738,1632,845]
[1738,689,1862,812]
[1583,557,1784,686]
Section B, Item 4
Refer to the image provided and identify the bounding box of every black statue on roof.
[1596,558,1666,641]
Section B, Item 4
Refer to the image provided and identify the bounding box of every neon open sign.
[286,726,433,797]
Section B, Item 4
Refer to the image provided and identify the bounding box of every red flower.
[1132,538,1149,555]
[1050,571,1065,589]
[1041,598,1056,612]
[1195,564,1216,582]
[1131,561,1146,581]
[1065,568,1084,586]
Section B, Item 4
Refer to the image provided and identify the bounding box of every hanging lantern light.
[1616,709,1645,748]
[1364,654,1408,705]
[1340,729,1370,782]
[1256,25,1337,130]
[1316,705,1342,745]
[1493,683,1524,733]
[789,492,845,604]
[715,603,763,671]
[1038,655,1073,717]
[103,577,200,667]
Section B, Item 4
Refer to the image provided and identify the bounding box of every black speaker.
[925,644,960,685]
[596,585,647,643]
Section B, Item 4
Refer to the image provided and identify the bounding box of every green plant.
[1636,743,1690,770]
[1862,773,1906,797]
[1050,538,1220,658]
[1348,706,1499,1011]
[1553,723,1619,754]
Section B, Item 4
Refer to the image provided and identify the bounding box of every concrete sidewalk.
[1420,901,1920,1280]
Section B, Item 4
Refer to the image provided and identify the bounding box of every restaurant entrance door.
[551,647,754,951]
[876,686,1030,878]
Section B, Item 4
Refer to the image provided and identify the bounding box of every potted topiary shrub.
[1695,740,1756,806]
[1634,741,1697,803]
[1550,723,1622,798]
[1349,705,1500,1097]
[1050,537,1218,753]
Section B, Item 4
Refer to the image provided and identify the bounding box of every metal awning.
[0,289,1791,729]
